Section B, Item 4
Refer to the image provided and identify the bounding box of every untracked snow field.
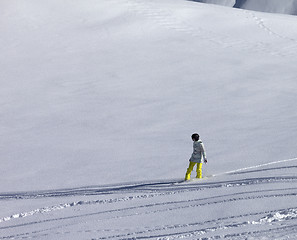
[1,0,297,239]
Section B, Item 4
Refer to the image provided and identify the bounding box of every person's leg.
[185,161,196,180]
[196,163,202,178]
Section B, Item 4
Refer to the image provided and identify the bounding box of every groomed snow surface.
[1,0,297,239]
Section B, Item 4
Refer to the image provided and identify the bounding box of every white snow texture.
[1,0,297,239]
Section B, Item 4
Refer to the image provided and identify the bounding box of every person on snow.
[185,133,207,180]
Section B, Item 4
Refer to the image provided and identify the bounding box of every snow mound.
[251,208,297,224]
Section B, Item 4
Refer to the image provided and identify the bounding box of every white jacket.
[190,140,207,163]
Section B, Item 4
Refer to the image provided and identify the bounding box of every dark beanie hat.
[191,133,200,141]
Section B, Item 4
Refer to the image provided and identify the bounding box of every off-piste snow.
[1,0,297,239]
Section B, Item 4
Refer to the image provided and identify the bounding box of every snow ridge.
[194,0,297,15]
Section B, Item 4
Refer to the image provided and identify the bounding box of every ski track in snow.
[1,1,297,239]
[242,9,297,42]
[240,9,297,57]
[1,157,297,239]
[1,178,297,224]
[124,0,297,58]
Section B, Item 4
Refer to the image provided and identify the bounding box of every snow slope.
[1,159,297,239]
[192,0,235,7]
[194,0,297,15]
[2,0,297,192]
[1,0,297,239]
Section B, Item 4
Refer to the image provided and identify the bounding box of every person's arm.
[200,142,207,163]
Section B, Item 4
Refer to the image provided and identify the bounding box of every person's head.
[191,133,200,142]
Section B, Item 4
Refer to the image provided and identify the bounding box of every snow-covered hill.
[1,0,297,239]
[195,0,297,15]
[2,0,297,192]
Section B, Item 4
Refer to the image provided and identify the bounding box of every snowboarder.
[185,133,207,180]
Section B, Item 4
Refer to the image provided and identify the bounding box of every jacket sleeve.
[200,142,207,160]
